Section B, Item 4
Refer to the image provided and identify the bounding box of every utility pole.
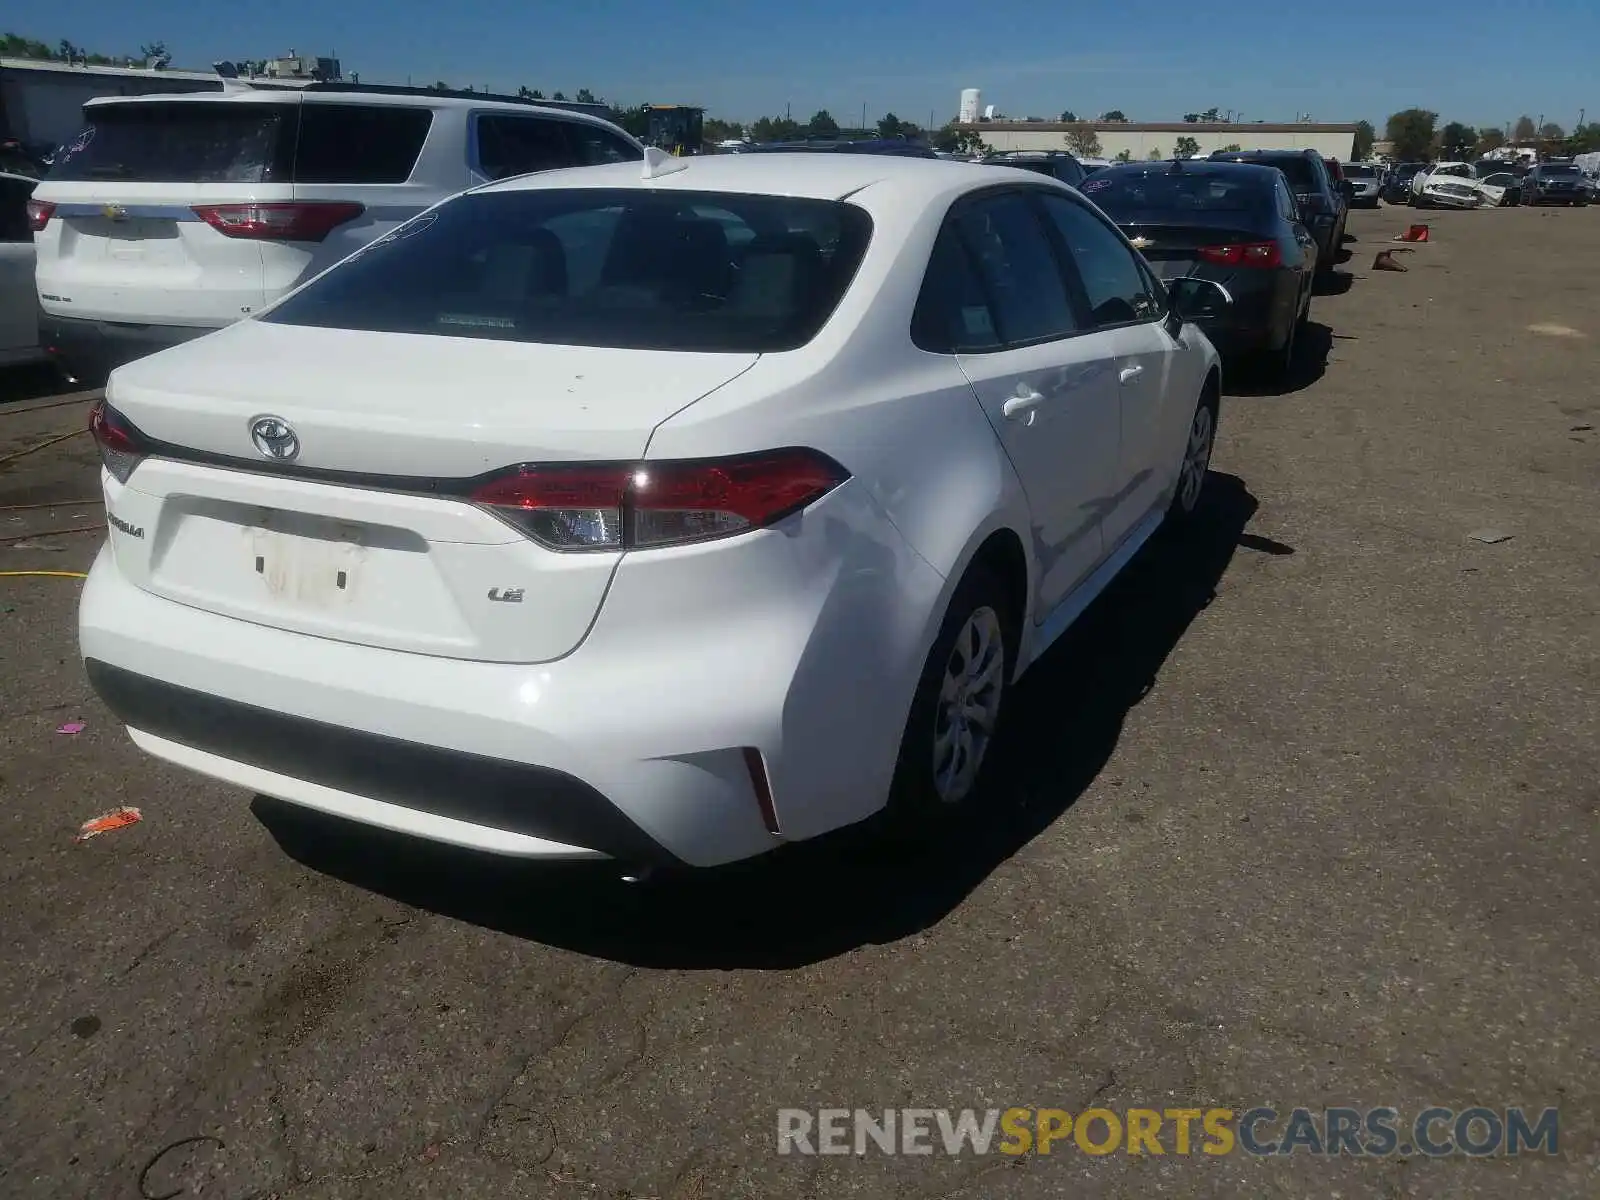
[862,102,867,133]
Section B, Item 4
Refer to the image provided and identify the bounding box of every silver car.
[1341,162,1382,208]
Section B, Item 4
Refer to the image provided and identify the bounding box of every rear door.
[936,190,1121,615]
[34,99,300,326]
[0,174,38,353]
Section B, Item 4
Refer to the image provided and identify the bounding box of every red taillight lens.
[470,449,849,552]
[1197,241,1281,268]
[191,201,365,242]
[88,399,148,484]
[26,198,56,232]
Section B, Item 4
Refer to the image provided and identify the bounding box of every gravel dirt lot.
[1,204,1596,1200]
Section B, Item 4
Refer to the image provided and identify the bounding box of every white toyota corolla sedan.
[79,149,1229,871]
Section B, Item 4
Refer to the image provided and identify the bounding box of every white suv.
[27,86,643,384]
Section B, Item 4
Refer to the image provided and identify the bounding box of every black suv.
[1209,148,1348,275]
[980,150,1089,188]
[1522,162,1590,207]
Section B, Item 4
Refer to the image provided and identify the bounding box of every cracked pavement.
[1,205,1597,1198]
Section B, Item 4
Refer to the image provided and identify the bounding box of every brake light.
[469,449,849,551]
[26,198,56,232]
[1197,241,1282,268]
[88,400,148,484]
[191,201,365,242]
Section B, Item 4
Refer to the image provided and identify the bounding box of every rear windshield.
[1222,155,1316,188]
[1342,164,1375,178]
[47,101,434,185]
[1080,170,1269,216]
[263,188,874,353]
[49,103,291,183]
[1540,164,1580,176]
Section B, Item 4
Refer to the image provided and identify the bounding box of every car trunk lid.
[1119,219,1274,281]
[101,320,759,662]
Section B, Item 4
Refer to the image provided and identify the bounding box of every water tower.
[959,88,981,125]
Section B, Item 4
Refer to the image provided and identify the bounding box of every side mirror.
[1168,277,1233,323]
[1340,179,1356,200]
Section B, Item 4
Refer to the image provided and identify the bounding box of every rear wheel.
[1165,389,1218,525]
[884,566,1015,831]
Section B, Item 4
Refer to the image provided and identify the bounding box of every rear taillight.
[469,449,849,552]
[89,400,148,484]
[26,198,56,232]
[1197,241,1282,269]
[191,201,365,242]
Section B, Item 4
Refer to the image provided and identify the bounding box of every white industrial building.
[974,121,1358,161]
[958,88,981,124]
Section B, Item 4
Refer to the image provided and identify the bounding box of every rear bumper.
[39,313,215,385]
[78,479,945,868]
[1182,275,1287,353]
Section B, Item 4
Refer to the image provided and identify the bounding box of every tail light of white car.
[1198,241,1282,268]
[191,202,366,242]
[469,449,849,551]
[89,400,148,484]
[26,198,56,232]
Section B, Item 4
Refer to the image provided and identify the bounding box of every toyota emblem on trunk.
[250,416,300,462]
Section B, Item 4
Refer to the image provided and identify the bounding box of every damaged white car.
[1411,162,1495,209]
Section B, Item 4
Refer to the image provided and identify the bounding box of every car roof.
[473,152,1048,207]
[1212,149,1315,160]
[82,87,622,126]
[1095,159,1281,180]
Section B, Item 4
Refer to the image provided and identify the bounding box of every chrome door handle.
[1119,365,1144,384]
[1002,389,1046,421]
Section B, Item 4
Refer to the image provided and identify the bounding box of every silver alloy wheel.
[932,605,1006,803]
[1177,404,1214,513]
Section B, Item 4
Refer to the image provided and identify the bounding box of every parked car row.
[1371,158,1594,209]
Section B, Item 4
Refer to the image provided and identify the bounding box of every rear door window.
[292,105,434,183]
[564,123,643,166]
[47,102,292,183]
[953,192,1079,346]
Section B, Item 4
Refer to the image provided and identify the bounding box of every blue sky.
[22,0,1600,130]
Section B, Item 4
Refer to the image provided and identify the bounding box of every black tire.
[1164,386,1219,527]
[883,564,1016,832]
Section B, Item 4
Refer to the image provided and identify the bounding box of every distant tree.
[1476,127,1506,154]
[1182,108,1220,124]
[516,86,535,99]
[1174,135,1200,158]
[931,122,988,155]
[1353,119,1375,159]
[575,88,598,104]
[1113,148,1133,162]
[808,109,839,135]
[751,115,802,143]
[1565,123,1600,154]
[138,41,168,60]
[1538,122,1564,141]
[1147,147,1163,160]
[1063,123,1102,156]
[1219,142,1241,153]
[1440,122,1478,159]
[703,117,744,143]
[1385,108,1438,161]
[429,80,451,92]
[1059,109,1077,123]
[610,105,648,138]
[1102,109,1128,122]
[552,90,567,101]
[1512,115,1536,141]
[877,112,904,138]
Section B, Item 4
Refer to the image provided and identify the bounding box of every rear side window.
[48,103,291,183]
[1230,156,1316,190]
[293,105,433,183]
[263,188,872,353]
[475,116,641,180]
[953,193,1079,345]
[912,228,1001,353]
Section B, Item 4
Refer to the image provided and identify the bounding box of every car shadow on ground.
[255,474,1262,969]
[1224,321,1335,398]
[1315,270,1355,296]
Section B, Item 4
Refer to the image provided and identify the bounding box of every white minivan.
[27,85,644,384]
